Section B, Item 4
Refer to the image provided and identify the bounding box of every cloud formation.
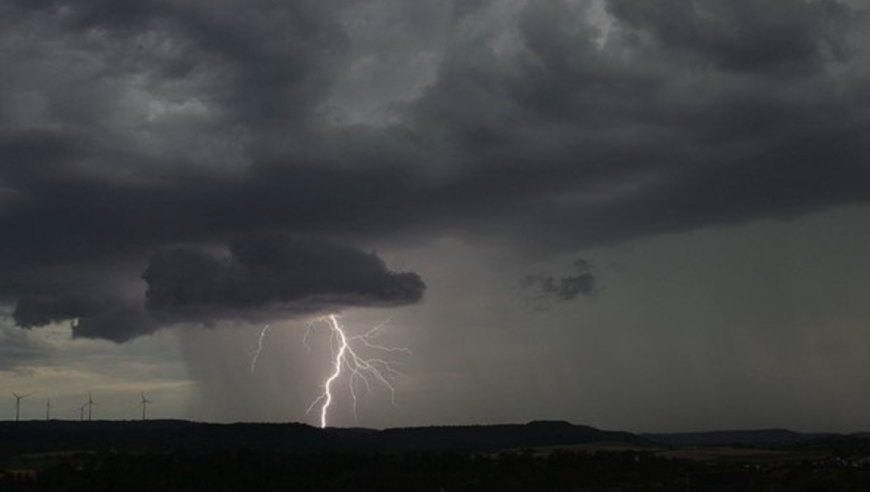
[13,295,108,329]
[12,295,160,343]
[1,0,870,345]
[518,259,597,309]
[143,234,425,325]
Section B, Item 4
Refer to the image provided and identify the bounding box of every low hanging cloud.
[9,234,425,342]
[518,259,597,309]
[142,234,426,325]
[71,302,162,342]
[13,295,109,329]
[12,295,161,343]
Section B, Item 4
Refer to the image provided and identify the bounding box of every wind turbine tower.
[46,399,52,421]
[139,392,152,420]
[12,392,29,422]
[86,393,96,421]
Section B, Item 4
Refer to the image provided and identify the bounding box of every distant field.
[515,441,831,465]
[658,446,828,463]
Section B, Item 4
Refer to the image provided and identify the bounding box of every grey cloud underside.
[1,0,870,341]
[142,235,425,325]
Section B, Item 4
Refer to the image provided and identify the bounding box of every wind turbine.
[85,393,96,421]
[12,392,30,422]
[45,399,52,421]
[139,392,152,420]
[78,404,86,422]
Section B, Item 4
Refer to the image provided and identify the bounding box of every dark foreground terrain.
[2,420,869,491]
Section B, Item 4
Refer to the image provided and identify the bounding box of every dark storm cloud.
[605,0,849,74]
[404,0,870,250]
[2,0,870,343]
[70,301,160,343]
[12,295,159,343]
[12,295,108,328]
[1,0,347,128]
[142,234,425,325]
[452,0,491,23]
[518,259,597,308]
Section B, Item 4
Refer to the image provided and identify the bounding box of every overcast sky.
[2,0,870,432]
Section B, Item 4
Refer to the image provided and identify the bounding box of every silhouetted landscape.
[5,0,870,489]
[2,420,869,491]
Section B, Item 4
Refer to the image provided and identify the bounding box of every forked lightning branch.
[250,315,409,428]
[306,315,410,428]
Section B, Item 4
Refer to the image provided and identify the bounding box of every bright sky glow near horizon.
[3,0,870,433]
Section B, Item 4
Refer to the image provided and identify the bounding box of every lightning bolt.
[249,324,271,375]
[306,314,409,428]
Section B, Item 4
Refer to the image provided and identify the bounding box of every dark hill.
[377,420,643,451]
[0,420,646,455]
